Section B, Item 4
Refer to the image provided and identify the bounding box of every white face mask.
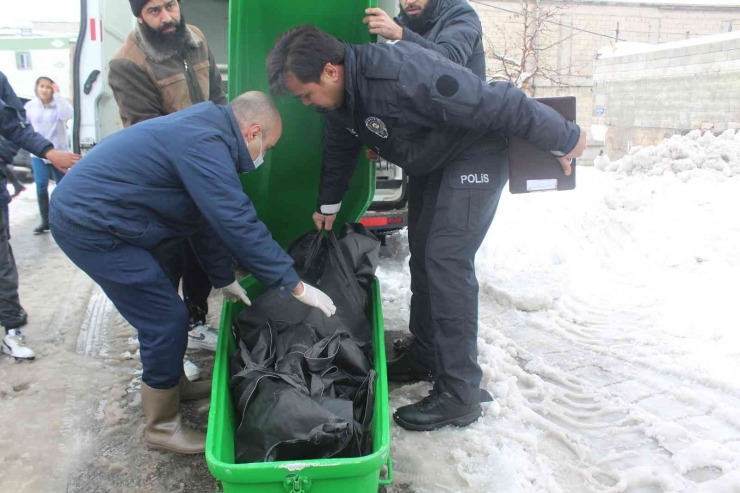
[250,133,264,169]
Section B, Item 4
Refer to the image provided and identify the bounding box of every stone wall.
[592,31,740,158]
[472,0,740,143]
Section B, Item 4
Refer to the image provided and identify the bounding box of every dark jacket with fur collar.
[109,23,227,127]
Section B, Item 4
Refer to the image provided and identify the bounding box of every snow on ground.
[0,182,112,491]
[380,155,740,492]
[1,183,218,492]
[4,134,740,492]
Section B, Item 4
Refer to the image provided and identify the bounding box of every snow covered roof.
[597,30,740,59]
[562,0,740,6]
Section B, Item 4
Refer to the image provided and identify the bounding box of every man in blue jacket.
[1,71,79,361]
[49,91,337,455]
[267,26,586,431]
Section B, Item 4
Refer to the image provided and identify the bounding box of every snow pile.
[382,227,410,261]
[593,152,611,171]
[602,129,740,180]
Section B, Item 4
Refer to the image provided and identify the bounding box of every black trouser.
[0,202,25,329]
[407,143,508,404]
[51,217,189,390]
[5,165,23,192]
[151,239,212,325]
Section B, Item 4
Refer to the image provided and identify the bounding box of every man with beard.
[108,0,228,379]
[267,25,586,431]
[363,0,485,80]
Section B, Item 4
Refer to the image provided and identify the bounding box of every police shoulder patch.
[365,117,388,139]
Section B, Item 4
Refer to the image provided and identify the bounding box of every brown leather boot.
[141,382,205,454]
[179,375,212,401]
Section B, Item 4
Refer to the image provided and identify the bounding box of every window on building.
[16,52,32,70]
[721,21,733,33]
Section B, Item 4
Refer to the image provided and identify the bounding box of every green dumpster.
[206,1,391,492]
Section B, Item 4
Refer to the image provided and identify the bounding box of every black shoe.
[392,333,415,352]
[33,221,49,234]
[386,351,434,383]
[394,390,483,431]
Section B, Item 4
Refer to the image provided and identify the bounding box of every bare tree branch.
[493,52,520,67]
[537,29,577,53]
[484,0,586,94]
[482,0,578,93]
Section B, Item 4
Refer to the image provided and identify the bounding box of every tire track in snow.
[480,269,740,493]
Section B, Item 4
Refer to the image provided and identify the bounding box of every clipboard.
[508,96,577,194]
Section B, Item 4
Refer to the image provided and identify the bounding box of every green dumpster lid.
[228,1,378,248]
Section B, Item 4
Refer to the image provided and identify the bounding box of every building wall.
[32,22,81,35]
[472,0,740,141]
[0,37,74,100]
[592,31,740,158]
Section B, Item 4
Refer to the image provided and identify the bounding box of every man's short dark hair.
[266,25,345,97]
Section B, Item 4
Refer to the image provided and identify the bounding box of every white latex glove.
[220,280,251,306]
[292,281,336,318]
